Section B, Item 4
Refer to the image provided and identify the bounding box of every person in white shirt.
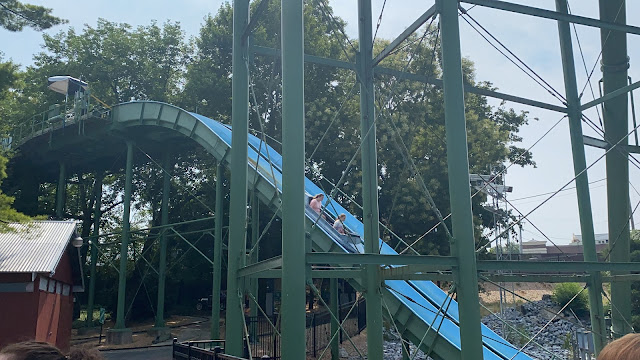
[333,213,346,234]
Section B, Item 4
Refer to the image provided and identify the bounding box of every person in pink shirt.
[309,194,324,216]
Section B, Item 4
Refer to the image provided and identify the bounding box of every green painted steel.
[281,0,307,358]
[86,172,103,327]
[464,0,640,35]
[226,0,251,355]
[114,141,134,330]
[437,0,484,358]
[330,277,339,360]
[154,152,172,329]
[55,162,65,219]
[212,162,224,339]
[555,0,605,352]
[22,100,463,358]
[357,1,384,358]
[600,0,633,338]
[252,44,569,114]
[248,192,259,341]
[373,5,437,66]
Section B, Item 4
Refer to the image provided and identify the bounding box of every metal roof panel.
[0,221,77,273]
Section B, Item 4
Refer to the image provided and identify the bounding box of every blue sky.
[1,0,639,246]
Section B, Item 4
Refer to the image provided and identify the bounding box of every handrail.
[9,100,111,148]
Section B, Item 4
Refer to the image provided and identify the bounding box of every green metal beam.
[603,274,640,282]
[556,0,605,352]
[438,0,484,357]
[226,0,251,355]
[330,277,339,360]
[172,228,214,265]
[307,252,457,266]
[374,67,568,113]
[248,192,259,328]
[86,171,103,328]
[357,1,384,356]
[238,256,282,278]
[154,152,172,329]
[55,161,66,219]
[580,78,640,111]
[463,0,640,36]
[252,45,568,113]
[600,0,633,338]
[114,141,134,330]
[212,162,224,339]
[281,0,307,358]
[372,5,437,66]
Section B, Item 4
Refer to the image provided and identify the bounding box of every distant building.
[521,240,547,254]
[0,221,84,351]
[571,233,609,245]
[518,234,609,261]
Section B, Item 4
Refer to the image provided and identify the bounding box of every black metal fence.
[173,339,262,360]
[245,298,366,359]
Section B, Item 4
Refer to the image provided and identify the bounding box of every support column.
[226,0,250,355]
[152,152,172,341]
[556,0,606,353]
[108,141,134,344]
[437,0,484,357]
[86,172,103,329]
[599,0,632,338]
[330,278,339,360]
[357,1,383,359]
[212,162,225,339]
[248,192,259,342]
[55,161,66,219]
[281,0,307,359]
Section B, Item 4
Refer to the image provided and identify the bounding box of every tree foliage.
[2,1,536,317]
[551,282,589,317]
[0,0,66,32]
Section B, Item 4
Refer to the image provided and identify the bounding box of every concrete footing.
[106,328,133,345]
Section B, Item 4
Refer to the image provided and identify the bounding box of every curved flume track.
[104,102,533,360]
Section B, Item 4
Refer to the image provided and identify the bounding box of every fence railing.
[173,339,270,360]
[9,99,111,148]
[245,297,366,359]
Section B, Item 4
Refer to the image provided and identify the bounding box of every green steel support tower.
[438,0,484,356]
[55,161,65,219]
[227,0,250,355]
[86,172,103,328]
[154,152,172,332]
[357,1,384,359]
[212,162,225,339]
[555,0,606,353]
[109,141,134,343]
[9,0,640,357]
[599,0,633,338]
[280,0,307,359]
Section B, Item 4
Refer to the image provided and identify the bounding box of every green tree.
[20,18,189,112]
[552,282,589,317]
[0,0,66,32]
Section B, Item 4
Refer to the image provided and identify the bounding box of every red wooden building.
[0,221,84,351]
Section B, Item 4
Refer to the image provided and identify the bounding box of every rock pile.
[481,298,586,359]
[348,299,586,359]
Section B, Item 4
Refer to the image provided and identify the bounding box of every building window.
[62,284,70,296]
[48,279,55,293]
[56,281,62,294]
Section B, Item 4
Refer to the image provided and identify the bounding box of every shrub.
[551,283,589,316]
